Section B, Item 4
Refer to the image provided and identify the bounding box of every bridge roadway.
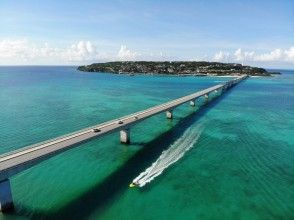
[0,75,247,211]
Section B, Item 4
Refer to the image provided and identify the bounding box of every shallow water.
[0,67,293,219]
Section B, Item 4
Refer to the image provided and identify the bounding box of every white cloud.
[234,48,243,61]
[66,41,99,62]
[212,47,294,65]
[213,51,230,62]
[0,39,105,64]
[254,49,283,62]
[0,39,140,64]
[117,45,137,61]
[284,47,294,61]
[0,38,293,67]
[234,48,255,62]
[0,39,62,64]
[0,39,35,60]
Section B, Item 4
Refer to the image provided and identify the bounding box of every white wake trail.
[132,124,203,187]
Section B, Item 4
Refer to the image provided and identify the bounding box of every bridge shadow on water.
[11,88,236,220]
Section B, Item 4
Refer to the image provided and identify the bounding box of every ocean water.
[0,66,293,219]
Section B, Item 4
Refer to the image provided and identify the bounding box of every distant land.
[77,61,280,76]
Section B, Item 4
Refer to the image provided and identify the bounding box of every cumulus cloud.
[1,38,293,67]
[254,49,283,62]
[234,48,255,62]
[213,51,230,62]
[66,41,99,62]
[0,39,106,64]
[0,39,141,64]
[0,39,144,64]
[0,39,57,64]
[284,47,294,61]
[212,47,294,65]
[117,45,137,61]
[0,39,37,60]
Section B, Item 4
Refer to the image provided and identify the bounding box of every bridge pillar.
[166,110,173,119]
[190,99,196,107]
[214,89,218,94]
[0,179,14,212]
[120,128,130,144]
[204,94,209,103]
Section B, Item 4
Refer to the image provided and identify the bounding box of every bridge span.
[0,75,247,212]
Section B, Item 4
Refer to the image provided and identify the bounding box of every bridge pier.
[166,110,173,119]
[120,128,130,144]
[0,76,247,211]
[204,94,209,103]
[190,99,196,107]
[0,179,14,212]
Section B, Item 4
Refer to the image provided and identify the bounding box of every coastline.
[84,71,274,78]
[78,61,280,77]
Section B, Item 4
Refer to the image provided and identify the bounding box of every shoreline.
[83,71,274,78]
[78,61,280,77]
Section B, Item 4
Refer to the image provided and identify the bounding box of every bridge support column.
[0,179,14,212]
[190,99,196,107]
[204,94,209,103]
[166,110,173,119]
[120,128,130,144]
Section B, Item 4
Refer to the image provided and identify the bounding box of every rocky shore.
[77,61,280,76]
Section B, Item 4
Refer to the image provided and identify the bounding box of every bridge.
[0,75,247,212]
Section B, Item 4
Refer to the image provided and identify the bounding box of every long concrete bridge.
[0,75,247,212]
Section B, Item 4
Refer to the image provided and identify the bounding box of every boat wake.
[131,124,203,187]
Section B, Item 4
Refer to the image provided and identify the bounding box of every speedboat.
[129,181,139,188]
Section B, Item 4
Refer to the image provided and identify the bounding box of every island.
[77,61,280,76]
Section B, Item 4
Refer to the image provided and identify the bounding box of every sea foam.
[132,124,203,187]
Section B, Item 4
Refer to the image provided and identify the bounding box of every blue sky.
[0,0,293,67]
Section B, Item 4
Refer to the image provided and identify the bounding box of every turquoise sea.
[0,66,293,219]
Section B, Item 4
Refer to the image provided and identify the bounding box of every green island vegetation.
[78,61,280,76]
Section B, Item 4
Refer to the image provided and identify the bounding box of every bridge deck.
[0,75,247,181]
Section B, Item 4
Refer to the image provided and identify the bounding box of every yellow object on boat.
[129,183,136,188]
